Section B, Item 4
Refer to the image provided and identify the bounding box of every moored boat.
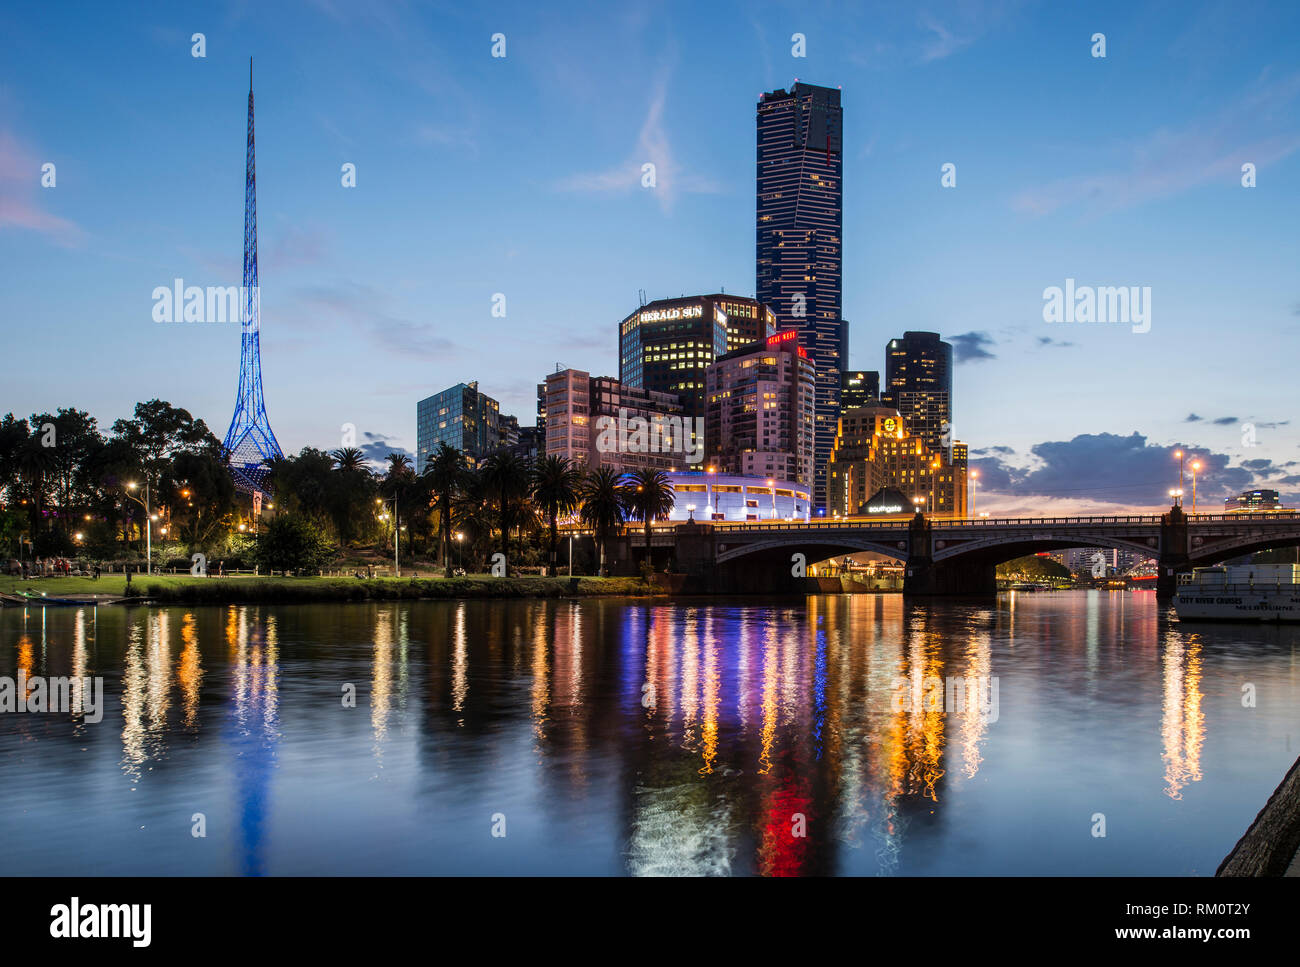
[1173,564,1300,622]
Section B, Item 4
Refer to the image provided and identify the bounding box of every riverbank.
[1216,752,1300,876]
[0,573,668,605]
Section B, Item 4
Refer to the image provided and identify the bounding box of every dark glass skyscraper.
[882,332,953,454]
[757,82,845,511]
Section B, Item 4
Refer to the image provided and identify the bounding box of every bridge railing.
[555,512,1299,537]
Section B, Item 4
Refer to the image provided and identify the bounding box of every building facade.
[882,332,953,455]
[841,370,879,410]
[619,294,774,420]
[1224,489,1291,513]
[827,405,968,519]
[705,330,816,488]
[665,471,811,523]
[416,381,501,470]
[757,82,847,511]
[543,368,693,474]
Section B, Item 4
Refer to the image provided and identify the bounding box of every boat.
[1173,564,1300,622]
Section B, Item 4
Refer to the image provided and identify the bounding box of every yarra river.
[1,591,1296,876]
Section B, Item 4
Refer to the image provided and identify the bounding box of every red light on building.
[766,329,800,349]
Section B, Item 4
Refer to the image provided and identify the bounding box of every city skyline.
[3,1,1299,515]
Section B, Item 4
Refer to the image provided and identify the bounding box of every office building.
[619,294,775,420]
[705,329,816,488]
[757,82,847,510]
[882,332,953,454]
[841,370,879,410]
[543,368,692,474]
[827,405,968,518]
[416,381,500,470]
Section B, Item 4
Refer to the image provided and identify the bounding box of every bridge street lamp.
[1189,460,1201,514]
[1174,449,1184,493]
[1169,488,1183,509]
[969,469,978,519]
[767,479,776,519]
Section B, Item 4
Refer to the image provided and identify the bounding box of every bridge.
[598,507,1300,595]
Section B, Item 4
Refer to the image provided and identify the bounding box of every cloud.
[1037,336,1074,348]
[918,13,975,63]
[359,431,412,469]
[553,73,722,212]
[972,431,1290,511]
[1013,71,1300,217]
[1211,416,1238,426]
[950,331,996,362]
[1185,413,1203,422]
[290,282,458,360]
[0,130,85,246]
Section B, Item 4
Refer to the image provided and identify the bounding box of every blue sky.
[2,0,1298,513]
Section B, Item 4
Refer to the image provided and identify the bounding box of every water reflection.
[0,593,1296,876]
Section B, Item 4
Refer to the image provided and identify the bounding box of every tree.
[532,455,581,576]
[330,447,366,472]
[161,449,239,548]
[482,450,532,576]
[253,513,335,575]
[578,466,630,576]
[425,442,465,577]
[626,467,674,571]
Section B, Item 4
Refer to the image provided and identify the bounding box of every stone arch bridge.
[603,509,1300,595]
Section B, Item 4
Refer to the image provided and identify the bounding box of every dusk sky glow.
[3,0,1298,515]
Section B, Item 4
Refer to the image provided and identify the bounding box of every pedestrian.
[126,567,132,588]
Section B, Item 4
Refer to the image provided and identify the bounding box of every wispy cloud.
[1014,71,1300,217]
[0,130,85,246]
[554,73,722,212]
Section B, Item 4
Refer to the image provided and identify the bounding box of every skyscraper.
[881,332,953,455]
[757,82,846,511]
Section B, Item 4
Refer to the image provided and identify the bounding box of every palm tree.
[385,452,413,477]
[626,467,675,572]
[331,447,366,472]
[532,455,581,576]
[578,466,630,577]
[424,442,465,577]
[452,467,495,570]
[481,450,531,575]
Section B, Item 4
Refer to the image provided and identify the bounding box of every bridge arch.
[931,533,1159,564]
[715,537,910,566]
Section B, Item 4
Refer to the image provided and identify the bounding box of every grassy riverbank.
[0,573,666,604]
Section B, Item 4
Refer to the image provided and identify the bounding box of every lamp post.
[379,497,400,577]
[912,495,925,517]
[1174,449,1184,494]
[767,478,776,519]
[969,469,979,519]
[124,480,154,574]
[1169,487,1184,509]
[1189,460,1201,514]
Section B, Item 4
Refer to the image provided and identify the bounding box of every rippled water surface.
[1,591,1296,875]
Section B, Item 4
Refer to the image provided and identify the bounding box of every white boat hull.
[1174,591,1300,622]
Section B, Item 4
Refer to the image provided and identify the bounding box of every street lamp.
[767,478,776,519]
[124,480,153,574]
[969,469,979,519]
[912,495,925,516]
[1169,488,1184,509]
[1190,460,1201,514]
[1174,449,1184,493]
